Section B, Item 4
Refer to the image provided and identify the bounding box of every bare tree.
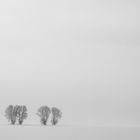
[51,107,62,125]
[37,106,51,125]
[16,105,28,125]
[5,105,16,125]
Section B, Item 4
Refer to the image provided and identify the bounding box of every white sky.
[0,0,140,126]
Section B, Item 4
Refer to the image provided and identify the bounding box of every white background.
[0,0,140,127]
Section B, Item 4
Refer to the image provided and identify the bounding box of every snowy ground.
[0,125,140,140]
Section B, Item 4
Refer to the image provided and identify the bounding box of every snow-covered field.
[0,125,139,140]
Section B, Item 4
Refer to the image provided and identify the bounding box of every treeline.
[5,105,62,126]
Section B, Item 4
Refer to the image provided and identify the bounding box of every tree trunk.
[52,118,58,125]
[41,118,46,125]
[19,120,23,125]
[11,120,16,125]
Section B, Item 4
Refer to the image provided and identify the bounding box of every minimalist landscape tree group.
[5,105,62,126]
[5,105,27,125]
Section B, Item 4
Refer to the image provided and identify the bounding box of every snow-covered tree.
[5,105,16,125]
[51,107,62,125]
[37,106,51,125]
[16,105,28,125]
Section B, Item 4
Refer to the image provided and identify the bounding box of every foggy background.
[0,0,140,126]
